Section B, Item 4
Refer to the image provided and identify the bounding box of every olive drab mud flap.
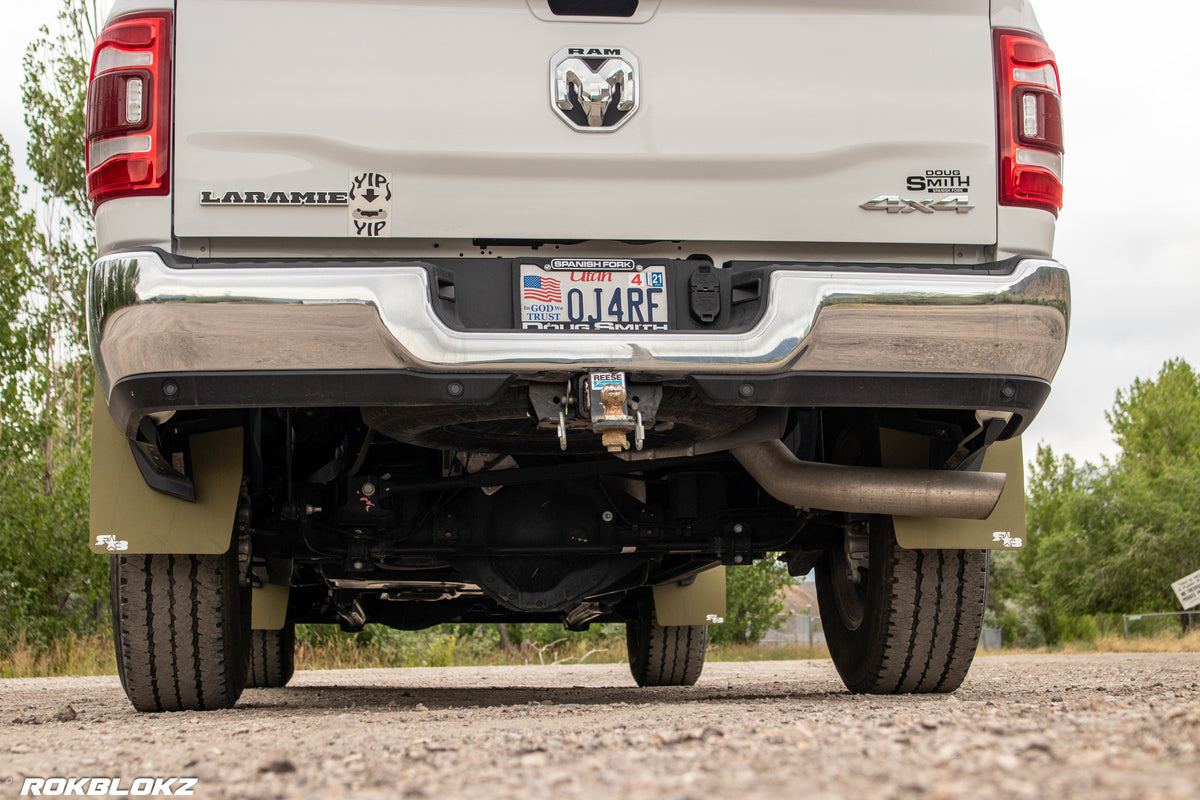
[652,566,727,626]
[251,584,290,630]
[881,430,1026,550]
[89,394,243,555]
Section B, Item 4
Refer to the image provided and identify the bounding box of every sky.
[1,0,1197,471]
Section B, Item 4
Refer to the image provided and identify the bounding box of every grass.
[986,629,1200,657]
[296,631,626,671]
[2,629,1198,679]
[0,632,117,678]
[294,637,832,671]
[708,642,831,662]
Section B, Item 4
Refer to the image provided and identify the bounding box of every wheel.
[246,623,296,688]
[816,514,988,694]
[110,545,251,712]
[626,594,708,687]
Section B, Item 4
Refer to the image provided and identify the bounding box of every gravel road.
[2,653,1198,799]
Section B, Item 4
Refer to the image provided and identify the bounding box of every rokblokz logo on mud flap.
[20,777,196,796]
[95,534,128,551]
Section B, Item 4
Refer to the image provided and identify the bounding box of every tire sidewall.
[816,514,897,692]
[225,551,252,698]
[108,555,130,694]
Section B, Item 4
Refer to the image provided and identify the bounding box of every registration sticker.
[519,263,668,331]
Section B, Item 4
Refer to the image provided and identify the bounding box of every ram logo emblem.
[551,47,639,131]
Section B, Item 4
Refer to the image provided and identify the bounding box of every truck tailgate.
[172,0,997,244]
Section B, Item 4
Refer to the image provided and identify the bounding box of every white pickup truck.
[86,0,1069,711]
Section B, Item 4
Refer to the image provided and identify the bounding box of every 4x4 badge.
[860,195,974,214]
[550,47,639,132]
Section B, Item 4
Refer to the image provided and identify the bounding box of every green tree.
[709,557,793,646]
[1108,358,1200,477]
[0,0,104,649]
[998,359,1200,643]
[0,139,39,446]
[1017,443,1104,642]
[1046,360,1200,615]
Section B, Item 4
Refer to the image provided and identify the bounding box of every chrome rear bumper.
[88,250,1069,417]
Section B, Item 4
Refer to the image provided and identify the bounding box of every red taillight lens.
[995,29,1063,216]
[86,12,171,208]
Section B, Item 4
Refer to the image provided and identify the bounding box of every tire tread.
[627,603,707,687]
[110,550,249,712]
[818,518,988,695]
[246,624,296,689]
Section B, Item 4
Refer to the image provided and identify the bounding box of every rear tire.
[110,546,251,712]
[246,623,296,688]
[626,595,708,687]
[816,514,988,694]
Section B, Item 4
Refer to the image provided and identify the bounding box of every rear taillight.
[86,12,172,208]
[995,29,1063,216]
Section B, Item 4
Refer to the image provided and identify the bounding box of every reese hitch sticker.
[590,372,625,390]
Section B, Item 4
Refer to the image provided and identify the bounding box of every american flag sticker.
[523,274,562,302]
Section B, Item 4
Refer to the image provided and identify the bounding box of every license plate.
[519,264,669,331]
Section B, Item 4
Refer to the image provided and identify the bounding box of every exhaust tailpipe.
[732,440,1004,520]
